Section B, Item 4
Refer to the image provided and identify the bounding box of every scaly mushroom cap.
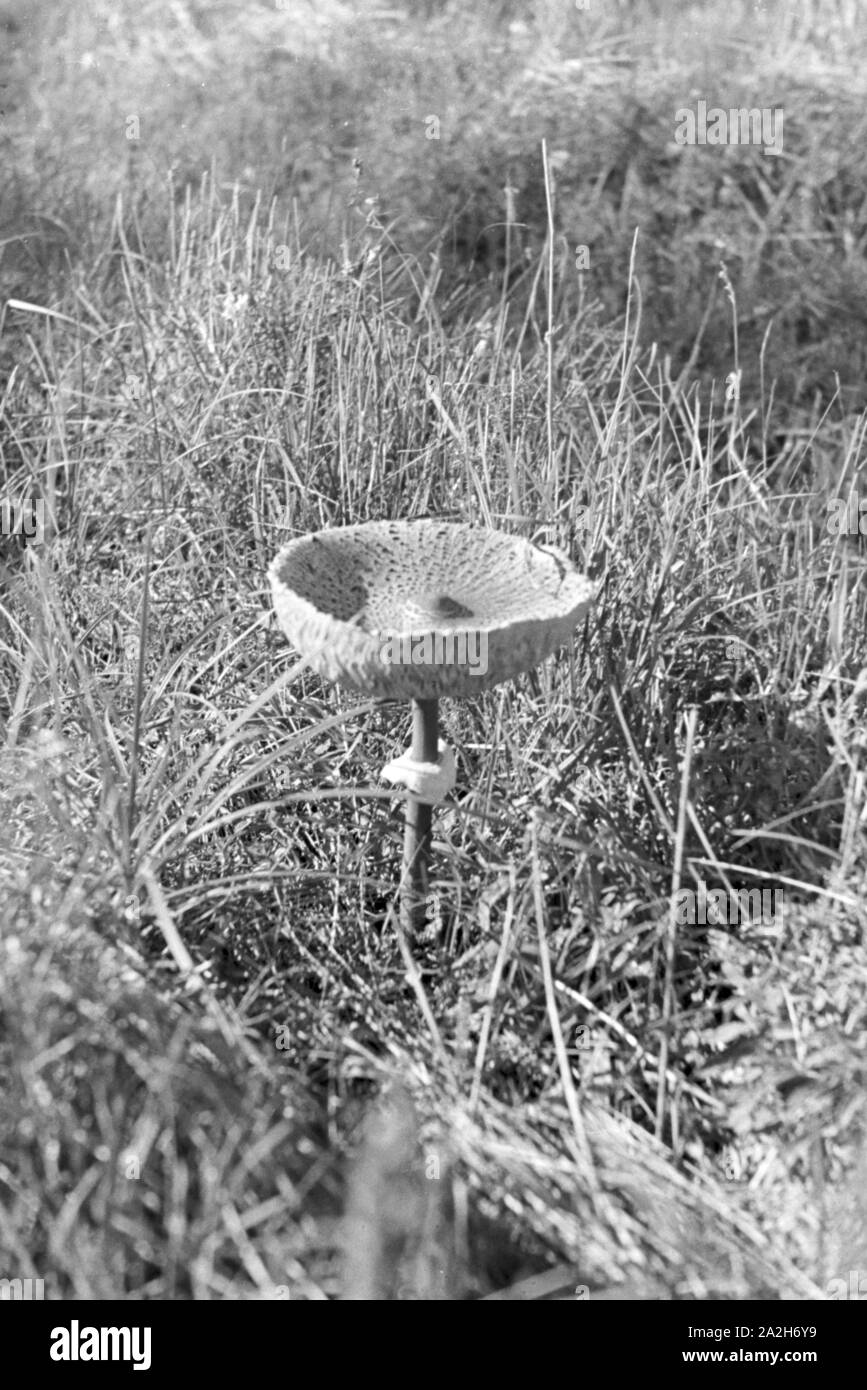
[268,520,596,699]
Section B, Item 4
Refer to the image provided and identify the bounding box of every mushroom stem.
[401,696,439,934]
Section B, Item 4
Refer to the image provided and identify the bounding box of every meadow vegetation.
[1,0,866,1298]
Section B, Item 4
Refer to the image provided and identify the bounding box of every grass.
[1,0,866,1300]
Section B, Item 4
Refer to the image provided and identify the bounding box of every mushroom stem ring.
[268,520,595,937]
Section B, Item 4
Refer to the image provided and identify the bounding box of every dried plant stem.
[401,697,438,933]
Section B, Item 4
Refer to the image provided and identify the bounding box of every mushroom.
[268,519,595,934]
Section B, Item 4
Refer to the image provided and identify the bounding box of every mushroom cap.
[268,519,596,699]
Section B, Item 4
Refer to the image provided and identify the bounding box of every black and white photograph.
[1,0,866,1340]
